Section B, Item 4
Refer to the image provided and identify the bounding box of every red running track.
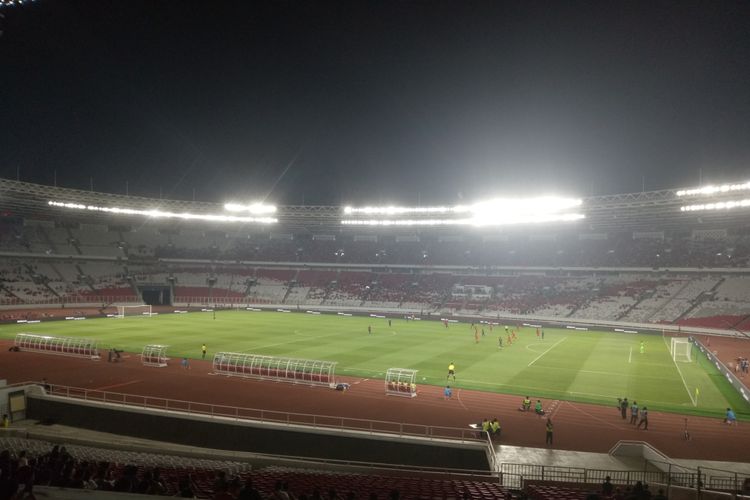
[1,340,748,463]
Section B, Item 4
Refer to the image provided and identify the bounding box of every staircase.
[281,281,294,304]
[64,227,83,255]
[645,279,692,322]
[675,277,726,323]
[37,226,58,254]
[617,291,652,321]
[0,284,22,302]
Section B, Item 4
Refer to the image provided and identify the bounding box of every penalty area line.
[527,337,568,367]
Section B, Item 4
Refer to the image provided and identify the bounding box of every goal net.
[117,304,152,318]
[670,337,692,363]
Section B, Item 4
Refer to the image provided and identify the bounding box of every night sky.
[2,1,749,205]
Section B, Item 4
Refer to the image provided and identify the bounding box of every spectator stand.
[385,367,418,398]
[212,352,337,387]
[14,333,100,360]
[141,344,169,367]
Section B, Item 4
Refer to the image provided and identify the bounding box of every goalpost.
[670,337,693,363]
[117,304,153,318]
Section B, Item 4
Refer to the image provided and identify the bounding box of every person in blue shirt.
[444,385,453,400]
[725,408,737,425]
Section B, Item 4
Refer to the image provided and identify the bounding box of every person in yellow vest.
[520,396,531,412]
[1,414,9,428]
[447,362,456,381]
[490,418,501,437]
[481,418,490,436]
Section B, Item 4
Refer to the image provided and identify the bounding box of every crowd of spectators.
[0,444,498,500]
[0,445,687,500]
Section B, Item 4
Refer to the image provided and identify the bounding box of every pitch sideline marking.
[527,337,568,367]
[670,355,697,407]
[662,333,696,407]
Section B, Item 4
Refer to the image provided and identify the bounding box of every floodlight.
[340,196,583,227]
[344,205,455,215]
[680,199,750,212]
[676,182,750,197]
[48,200,277,223]
[340,213,584,226]
[1,0,39,8]
[224,202,277,214]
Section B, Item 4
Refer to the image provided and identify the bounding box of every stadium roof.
[0,177,748,233]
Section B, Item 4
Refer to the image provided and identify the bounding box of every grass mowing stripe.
[532,365,669,381]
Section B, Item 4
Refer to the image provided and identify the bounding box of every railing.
[646,459,750,495]
[498,462,688,489]
[32,382,484,443]
[174,297,271,305]
[497,460,750,494]
[14,381,750,494]
[0,295,140,306]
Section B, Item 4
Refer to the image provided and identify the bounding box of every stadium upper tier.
[1,177,750,231]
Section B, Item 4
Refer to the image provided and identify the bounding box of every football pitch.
[2,310,748,420]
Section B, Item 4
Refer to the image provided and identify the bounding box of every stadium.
[3,1,750,499]
[1,175,750,500]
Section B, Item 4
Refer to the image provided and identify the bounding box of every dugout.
[385,368,417,397]
[213,352,337,387]
[14,333,100,360]
[141,344,169,367]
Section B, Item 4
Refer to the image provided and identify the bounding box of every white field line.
[628,346,632,364]
[661,334,696,406]
[524,343,549,353]
[671,359,697,407]
[527,337,567,367]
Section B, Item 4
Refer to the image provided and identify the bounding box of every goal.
[117,304,152,318]
[670,337,692,363]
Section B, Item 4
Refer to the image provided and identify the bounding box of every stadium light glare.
[680,199,750,212]
[341,213,584,227]
[343,197,581,217]
[341,196,583,226]
[223,202,277,214]
[47,201,278,223]
[676,182,750,197]
[1,0,39,8]
[344,205,456,215]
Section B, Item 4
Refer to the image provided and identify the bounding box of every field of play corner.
[2,309,748,423]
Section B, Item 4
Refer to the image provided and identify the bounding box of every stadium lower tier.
[2,256,750,331]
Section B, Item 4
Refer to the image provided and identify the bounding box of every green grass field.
[2,310,748,420]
